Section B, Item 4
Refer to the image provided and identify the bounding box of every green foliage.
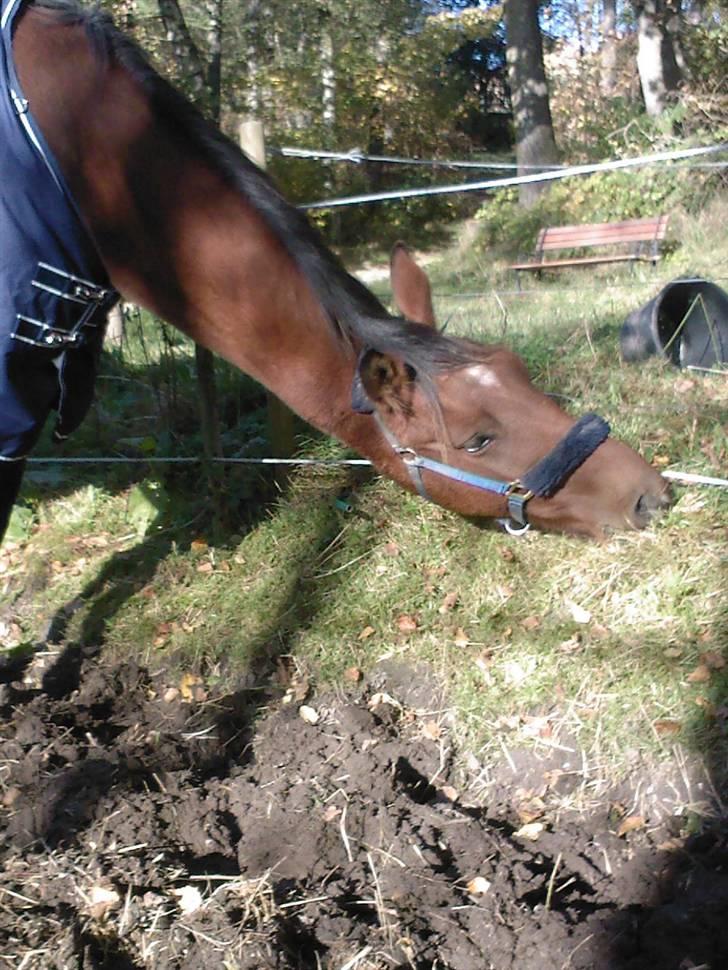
[4,504,34,543]
[476,154,723,257]
[126,481,169,536]
[683,11,728,89]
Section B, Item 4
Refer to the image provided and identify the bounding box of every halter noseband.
[375,412,611,535]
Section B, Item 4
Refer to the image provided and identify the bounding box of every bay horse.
[1,0,671,541]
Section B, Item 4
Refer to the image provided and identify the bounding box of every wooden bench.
[508,215,669,278]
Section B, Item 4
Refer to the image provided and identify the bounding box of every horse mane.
[28,0,475,378]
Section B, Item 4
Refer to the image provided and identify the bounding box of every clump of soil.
[1,653,726,969]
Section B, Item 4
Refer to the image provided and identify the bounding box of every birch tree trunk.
[601,0,618,96]
[635,0,682,116]
[504,0,559,206]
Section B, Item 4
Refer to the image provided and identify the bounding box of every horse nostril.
[635,486,673,524]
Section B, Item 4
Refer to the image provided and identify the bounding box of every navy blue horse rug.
[0,0,117,537]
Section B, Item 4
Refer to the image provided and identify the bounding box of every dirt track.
[1,651,726,969]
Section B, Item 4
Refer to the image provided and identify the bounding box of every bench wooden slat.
[509,254,658,272]
[540,227,665,248]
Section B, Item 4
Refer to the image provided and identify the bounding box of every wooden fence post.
[106,303,124,346]
[239,119,296,466]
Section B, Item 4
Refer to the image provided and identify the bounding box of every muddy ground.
[1,649,726,970]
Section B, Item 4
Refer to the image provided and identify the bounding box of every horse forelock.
[26,0,477,382]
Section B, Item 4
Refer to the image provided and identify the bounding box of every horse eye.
[464,433,493,454]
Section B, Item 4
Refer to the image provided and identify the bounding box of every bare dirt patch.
[1,652,726,969]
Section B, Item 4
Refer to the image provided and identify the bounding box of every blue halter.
[376,412,611,535]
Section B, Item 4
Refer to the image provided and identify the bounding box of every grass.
[1,196,726,808]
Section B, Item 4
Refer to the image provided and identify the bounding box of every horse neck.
[14,9,404,474]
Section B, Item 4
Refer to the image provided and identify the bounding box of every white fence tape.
[24,456,727,489]
[299,143,727,210]
[276,146,566,170]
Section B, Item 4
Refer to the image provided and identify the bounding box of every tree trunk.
[106,303,124,346]
[601,0,618,96]
[205,0,223,120]
[664,0,689,82]
[320,25,336,134]
[157,0,207,100]
[504,0,559,207]
[635,0,682,116]
[243,1,262,115]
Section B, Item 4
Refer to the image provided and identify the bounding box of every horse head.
[354,244,672,538]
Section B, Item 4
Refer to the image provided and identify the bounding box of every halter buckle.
[505,480,535,530]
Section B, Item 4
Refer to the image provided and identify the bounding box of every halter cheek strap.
[374,412,610,534]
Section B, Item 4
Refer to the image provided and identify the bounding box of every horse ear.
[355,348,416,414]
[351,351,375,414]
[390,242,437,328]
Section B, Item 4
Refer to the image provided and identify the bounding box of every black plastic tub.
[620,278,728,368]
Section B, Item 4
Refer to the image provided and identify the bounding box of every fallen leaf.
[358,625,375,640]
[344,666,362,682]
[663,646,683,659]
[700,651,725,670]
[439,591,459,614]
[520,615,541,631]
[514,822,544,841]
[694,696,716,717]
[87,886,121,920]
[687,664,711,684]
[558,634,582,654]
[521,716,553,739]
[396,614,418,634]
[421,720,441,741]
[179,673,204,701]
[383,542,400,557]
[466,876,491,894]
[674,378,696,393]
[2,786,20,808]
[172,885,203,915]
[453,627,470,648]
[617,815,645,838]
[299,705,319,725]
[515,794,547,824]
[654,719,682,736]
